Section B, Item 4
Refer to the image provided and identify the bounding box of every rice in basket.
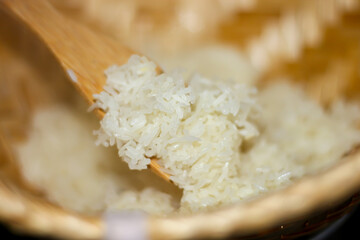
[16,46,360,216]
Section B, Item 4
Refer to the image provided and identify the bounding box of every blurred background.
[1,0,360,239]
[48,0,360,94]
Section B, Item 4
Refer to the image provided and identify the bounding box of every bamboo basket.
[1,0,360,239]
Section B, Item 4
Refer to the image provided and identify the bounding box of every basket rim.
[148,146,360,239]
[1,145,360,240]
[1,1,360,237]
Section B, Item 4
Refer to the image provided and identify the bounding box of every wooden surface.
[2,0,171,182]
[2,0,134,106]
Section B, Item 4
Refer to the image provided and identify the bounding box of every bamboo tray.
[0,0,360,239]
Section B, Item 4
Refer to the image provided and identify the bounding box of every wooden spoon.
[2,0,171,182]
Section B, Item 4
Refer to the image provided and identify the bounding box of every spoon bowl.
[2,0,171,182]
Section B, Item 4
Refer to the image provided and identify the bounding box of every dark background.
[0,207,359,240]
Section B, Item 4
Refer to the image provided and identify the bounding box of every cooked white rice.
[151,45,258,84]
[92,55,360,212]
[16,47,360,215]
[16,105,180,215]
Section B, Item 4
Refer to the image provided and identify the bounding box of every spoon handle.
[2,0,134,104]
[2,0,172,183]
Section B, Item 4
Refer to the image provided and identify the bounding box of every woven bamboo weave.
[0,0,360,239]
